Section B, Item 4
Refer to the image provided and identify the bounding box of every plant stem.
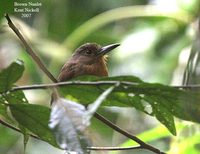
[0,117,165,153]
[10,81,200,92]
[88,145,141,151]
[4,14,57,83]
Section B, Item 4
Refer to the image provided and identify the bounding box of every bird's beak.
[97,43,120,56]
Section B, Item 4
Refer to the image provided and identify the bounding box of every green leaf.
[2,90,30,151]
[0,60,24,93]
[0,99,9,119]
[3,90,28,104]
[0,92,29,151]
[0,90,28,123]
[8,103,58,147]
[59,75,200,135]
[144,95,176,135]
[0,95,13,122]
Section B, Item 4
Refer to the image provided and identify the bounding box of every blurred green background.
[0,0,200,154]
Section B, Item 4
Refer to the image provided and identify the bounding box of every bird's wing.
[58,63,77,81]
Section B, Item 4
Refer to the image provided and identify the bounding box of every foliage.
[0,61,57,147]
[0,0,200,153]
[0,60,200,152]
[60,75,200,135]
[0,60,24,93]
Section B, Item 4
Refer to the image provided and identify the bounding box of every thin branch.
[10,81,200,92]
[0,116,164,153]
[94,113,166,154]
[4,13,57,83]
[11,81,136,91]
[0,118,39,140]
[0,118,143,152]
[88,145,141,151]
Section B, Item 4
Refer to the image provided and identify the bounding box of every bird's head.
[71,43,120,65]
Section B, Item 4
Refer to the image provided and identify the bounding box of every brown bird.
[58,43,120,82]
[50,43,119,153]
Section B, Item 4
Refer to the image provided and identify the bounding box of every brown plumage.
[58,43,119,81]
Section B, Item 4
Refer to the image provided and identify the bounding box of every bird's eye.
[85,50,92,55]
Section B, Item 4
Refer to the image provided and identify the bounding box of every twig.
[0,118,145,152]
[11,81,136,91]
[0,117,163,152]
[10,81,200,92]
[88,145,141,151]
[0,115,164,153]
[5,14,166,154]
[94,113,166,154]
[0,118,39,140]
[4,13,57,83]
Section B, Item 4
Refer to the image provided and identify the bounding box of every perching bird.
[49,43,119,153]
